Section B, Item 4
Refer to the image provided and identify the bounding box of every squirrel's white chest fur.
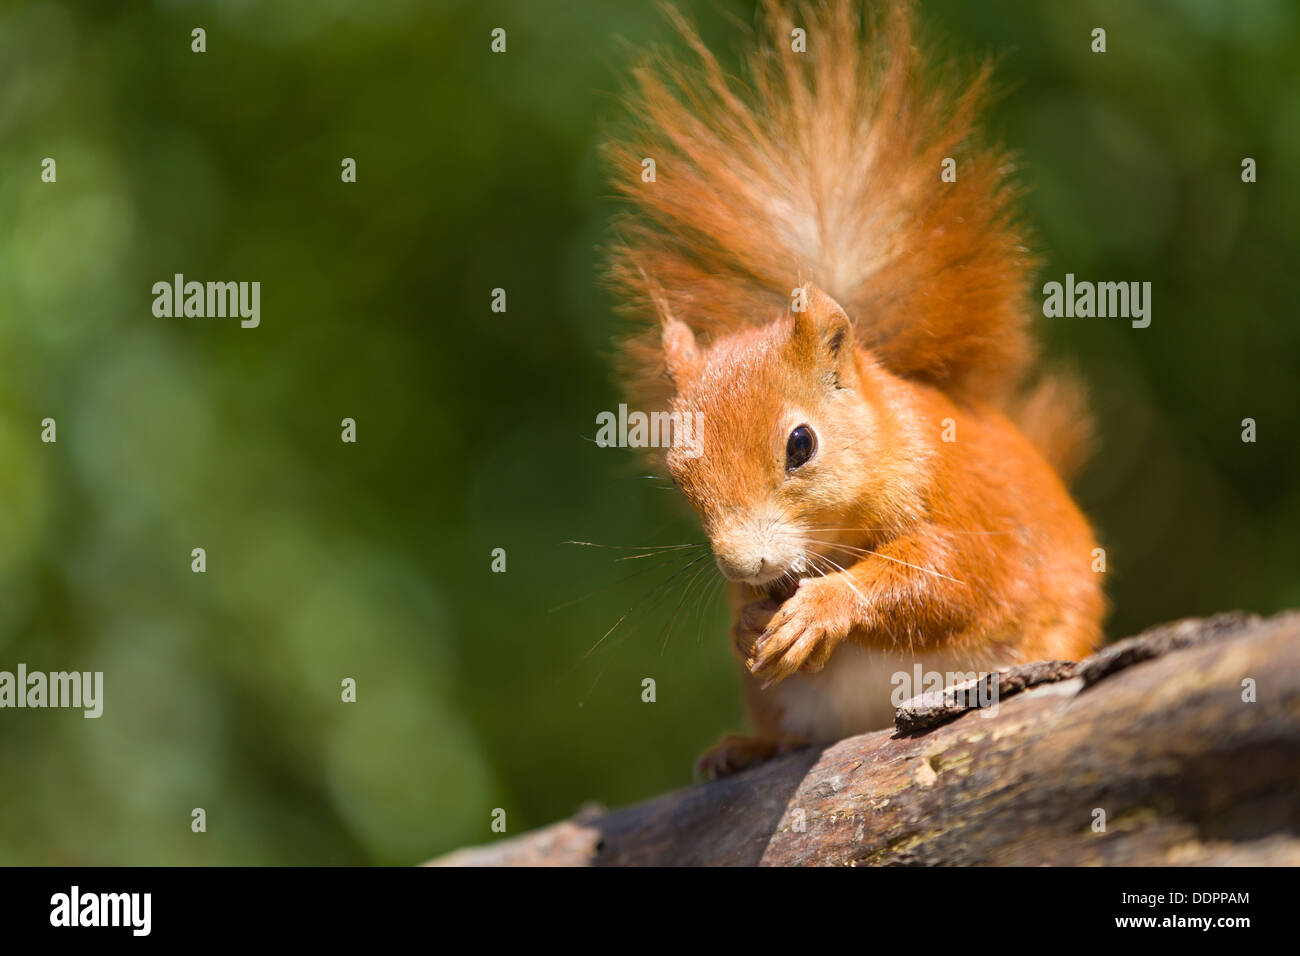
[767,643,1003,743]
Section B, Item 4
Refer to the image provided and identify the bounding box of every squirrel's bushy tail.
[605,0,1043,412]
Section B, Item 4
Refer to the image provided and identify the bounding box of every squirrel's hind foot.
[694,733,809,782]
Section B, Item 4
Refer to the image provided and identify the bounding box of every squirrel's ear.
[791,284,854,380]
[662,316,701,385]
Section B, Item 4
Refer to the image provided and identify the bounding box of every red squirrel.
[604,0,1106,777]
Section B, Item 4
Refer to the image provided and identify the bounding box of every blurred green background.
[0,0,1296,864]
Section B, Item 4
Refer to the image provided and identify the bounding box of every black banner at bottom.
[0,864,1276,942]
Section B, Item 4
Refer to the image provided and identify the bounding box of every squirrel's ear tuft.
[640,268,700,387]
[662,316,701,386]
[791,285,854,380]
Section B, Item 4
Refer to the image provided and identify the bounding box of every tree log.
[431,611,1300,866]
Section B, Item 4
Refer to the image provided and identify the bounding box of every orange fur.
[608,0,1038,410]
[603,0,1105,777]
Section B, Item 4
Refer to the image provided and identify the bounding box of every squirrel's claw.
[732,598,779,660]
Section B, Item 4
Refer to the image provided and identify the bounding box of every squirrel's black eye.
[785,425,817,470]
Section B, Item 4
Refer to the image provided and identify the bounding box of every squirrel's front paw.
[731,598,780,661]
[747,577,853,687]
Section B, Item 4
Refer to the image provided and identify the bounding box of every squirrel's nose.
[715,552,770,582]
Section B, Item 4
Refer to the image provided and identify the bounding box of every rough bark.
[431,611,1300,866]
